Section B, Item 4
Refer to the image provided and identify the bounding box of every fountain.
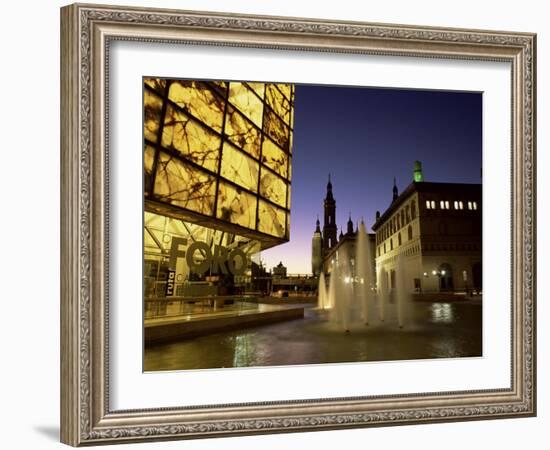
[378,266,388,322]
[317,272,329,309]
[319,221,412,331]
[356,221,375,325]
[328,245,353,332]
[395,253,412,328]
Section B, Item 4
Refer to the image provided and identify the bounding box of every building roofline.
[371,181,482,231]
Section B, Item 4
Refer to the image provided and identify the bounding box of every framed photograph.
[60,3,536,446]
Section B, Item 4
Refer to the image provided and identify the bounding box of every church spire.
[347,212,354,235]
[392,176,399,202]
[315,215,321,233]
[325,173,334,201]
[323,174,337,251]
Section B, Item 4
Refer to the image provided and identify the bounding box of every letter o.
[186,242,211,275]
[228,248,247,275]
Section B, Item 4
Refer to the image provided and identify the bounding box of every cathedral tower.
[323,174,337,251]
[311,217,323,276]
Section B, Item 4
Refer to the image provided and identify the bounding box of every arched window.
[408,225,413,240]
[406,205,410,222]
[398,232,402,246]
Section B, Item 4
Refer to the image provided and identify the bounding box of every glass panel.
[276,83,291,101]
[168,80,225,133]
[144,145,156,195]
[258,200,286,238]
[288,154,292,179]
[220,142,259,192]
[216,181,257,229]
[287,184,292,209]
[263,107,290,151]
[288,129,294,154]
[246,82,265,98]
[144,78,166,94]
[261,138,288,179]
[161,105,221,173]
[260,170,287,208]
[153,152,216,215]
[224,105,261,159]
[210,81,228,96]
[266,84,291,124]
[228,82,264,127]
[144,89,163,143]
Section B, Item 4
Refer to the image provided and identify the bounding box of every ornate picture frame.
[60,3,536,446]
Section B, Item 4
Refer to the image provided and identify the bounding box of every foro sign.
[168,237,248,276]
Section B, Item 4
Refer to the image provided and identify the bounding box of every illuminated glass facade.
[144,78,295,248]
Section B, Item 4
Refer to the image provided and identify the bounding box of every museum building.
[143,78,295,299]
[372,161,482,293]
[312,162,482,295]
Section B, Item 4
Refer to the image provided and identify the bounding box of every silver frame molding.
[60,3,536,446]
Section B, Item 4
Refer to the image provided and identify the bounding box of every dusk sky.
[262,84,482,274]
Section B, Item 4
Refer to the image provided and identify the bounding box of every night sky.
[262,84,482,274]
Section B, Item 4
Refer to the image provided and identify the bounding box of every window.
[378,247,381,257]
[431,200,436,209]
[145,79,294,240]
[384,242,386,253]
[458,201,464,210]
[440,200,450,210]
[408,225,413,240]
[454,201,459,209]
[468,201,477,210]
[445,201,449,209]
[472,201,478,210]
[411,201,416,219]
[398,232,402,246]
[426,200,431,209]
[390,238,393,250]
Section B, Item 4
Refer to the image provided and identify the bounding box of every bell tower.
[311,217,323,276]
[323,174,337,251]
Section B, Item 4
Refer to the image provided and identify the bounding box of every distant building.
[311,176,376,283]
[322,175,338,251]
[321,216,376,287]
[372,161,482,293]
[311,217,323,276]
[272,261,288,278]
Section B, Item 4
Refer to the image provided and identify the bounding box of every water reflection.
[144,300,482,372]
[430,303,454,323]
